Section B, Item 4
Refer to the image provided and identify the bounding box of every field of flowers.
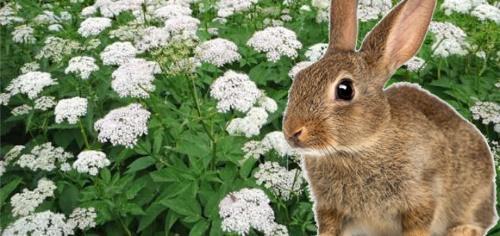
[0,0,499,235]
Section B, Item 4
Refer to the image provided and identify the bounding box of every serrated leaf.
[125,156,155,174]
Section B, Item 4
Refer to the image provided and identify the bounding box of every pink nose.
[286,127,306,146]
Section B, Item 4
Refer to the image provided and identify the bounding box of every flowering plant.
[0,0,499,235]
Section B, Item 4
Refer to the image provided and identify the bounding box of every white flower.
[34,10,60,25]
[219,188,282,235]
[470,101,500,125]
[111,58,161,98]
[242,141,270,159]
[94,103,151,148]
[78,17,112,37]
[86,39,102,50]
[134,26,171,52]
[11,104,32,116]
[6,71,57,99]
[164,15,200,37]
[358,0,392,22]
[262,131,297,157]
[0,160,6,177]
[3,145,25,163]
[48,23,63,32]
[210,70,261,113]
[55,97,88,124]
[254,162,303,200]
[20,61,40,73]
[73,150,110,176]
[216,0,259,18]
[169,57,201,75]
[0,93,10,106]
[247,26,302,62]
[10,178,57,217]
[154,4,192,20]
[227,107,268,137]
[471,4,500,23]
[100,41,138,66]
[305,43,328,61]
[195,38,241,67]
[16,142,74,172]
[3,211,74,236]
[257,96,278,113]
[12,25,36,44]
[81,6,97,17]
[34,96,56,111]
[289,61,313,79]
[0,3,24,26]
[67,207,97,230]
[36,36,82,62]
[429,21,470,57]
[404,56,426,72]
[65,56,99,79]
[441,0,486,15]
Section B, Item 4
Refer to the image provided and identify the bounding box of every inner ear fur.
[360,0,436,78]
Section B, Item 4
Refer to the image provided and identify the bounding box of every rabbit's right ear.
[326,0,358,53]
[360,0,436,81]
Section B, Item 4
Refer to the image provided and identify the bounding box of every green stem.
[79,120,91,149]
[119,217,132,236]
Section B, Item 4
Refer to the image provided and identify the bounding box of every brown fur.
[282,0,497,235]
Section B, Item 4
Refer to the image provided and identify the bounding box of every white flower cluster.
[429,21,470,57]
[36,36,82,62]
[33,10,71,25]
[470,101,500,127]
[0,160,6,177]
[471,4,500,24]
[358,0,392,22]
[3,211,74,236]
[12,24,35,44]
[210,70,261,113]
[100,41,138,66]
[164,15,200,38]
[441,0,486,15]
[242,131,297,159]
[94,103,151,148]
[288,61,313,79]
[154,4,192,20]
[311,0,330,22]
[54,97,88,124]
[111,58,161,98]
[227,107,268,137]
[0,3,24,26]
[404,56,426,72]
[247,26,302,62]
[305,43,328,61]
[219,188,287,236]
[6,71,57,99]
[216,0,259,18]
[34,96,57,111]
[3,145,25,163]
[0,93,10,105]
[65,56,99,79]
[73,150,110,176]
[78,17,112,37]
[254,162,303,200]
[16,142,73,172]
[67,207,97,230]
[10,178,57,217]
[195,38,241,67]
[257,96,278,113]
[20,61,41,73]
[134,26,171,52]
[11,104,32,116]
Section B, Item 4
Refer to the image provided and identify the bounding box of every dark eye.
[336,79,354,101]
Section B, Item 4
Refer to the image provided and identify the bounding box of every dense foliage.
[0,0,499,235]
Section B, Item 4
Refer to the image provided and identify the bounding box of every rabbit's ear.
[327,0,358,53]
[360,0,436,77]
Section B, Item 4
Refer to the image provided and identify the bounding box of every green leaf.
[161,195,201,217]
[153,128,164,154]
[125,156,155,174]
[0,177,22,207]
[58,183,80,215]
[100,168,111,183]
[125,177,148,200]
[239,158,257,178]
[137,202,166,232]
[164,210,179,233]
[189,220,210,236]
[150,168,179,182]
[123,203,145,215]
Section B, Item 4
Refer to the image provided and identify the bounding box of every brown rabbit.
[282,0,497,235]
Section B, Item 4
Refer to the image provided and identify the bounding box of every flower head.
[78,17,112,37]
[111,58,161,98]
[210,70,261,113]
[54,97,88,124]
[429,21,470,57]
[216,0,259,18]
[94,103,150,147]
[6,71,57,99]
[247,26,302,62]
[3,211,74,236]
[16,142,74,172]
[10,178,57,217]
[73,150,110,176]
[226,107,268,137]
[305,43,328,61]
[195,38,241,67]
[65,56,99,79]
[34,96,56,111]
[12,25,36,44]
[254,162,303,200]
[154,4,192,20]
[67,207,97,230]
[100,41,138,66]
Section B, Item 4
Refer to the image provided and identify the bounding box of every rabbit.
[282,0,498,235]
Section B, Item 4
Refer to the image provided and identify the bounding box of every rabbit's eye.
[336,79,354,101]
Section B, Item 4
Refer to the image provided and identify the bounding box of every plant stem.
[119,217,132,236]
[79,120,91,149]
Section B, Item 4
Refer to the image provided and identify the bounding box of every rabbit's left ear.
[360,0,436,77]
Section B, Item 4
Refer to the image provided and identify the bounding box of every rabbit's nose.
[286,127,306,146]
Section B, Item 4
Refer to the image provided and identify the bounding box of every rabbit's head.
[283,0,436,155]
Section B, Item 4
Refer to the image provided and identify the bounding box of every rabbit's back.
[385,82,497,230]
